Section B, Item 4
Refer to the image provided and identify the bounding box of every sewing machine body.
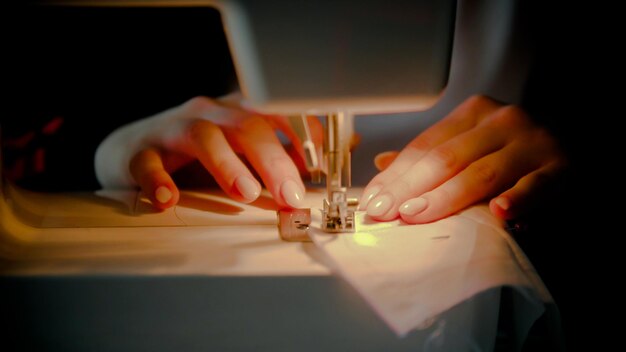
[0,1,543,350]
[220,0,455,115]
[0,184,506,351]
[215,0,456,232]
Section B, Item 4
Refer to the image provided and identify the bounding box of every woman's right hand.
[95,94,323,210]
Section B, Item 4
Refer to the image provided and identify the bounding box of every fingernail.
[494,197,510,211]
[235,176,260,202]
[155,186,172,204]
[359,185,382,210]
[399,197,428,216]
[281,179,305,208]
[366,194,393,217]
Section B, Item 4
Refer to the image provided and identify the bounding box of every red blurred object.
[2,116,64,181]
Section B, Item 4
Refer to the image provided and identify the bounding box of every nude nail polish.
[155,186,172,204]
[359,185,382,210]
[281,180,305,208]
[366,194,393,217]
[235,176,260,202]
[494,197,510,211]
[399,198,428,216]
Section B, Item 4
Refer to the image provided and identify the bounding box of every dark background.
[2,4,237,191]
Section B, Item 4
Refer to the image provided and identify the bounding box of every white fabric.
[308,204,551,336]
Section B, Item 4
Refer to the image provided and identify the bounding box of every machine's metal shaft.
[322,112,357,232]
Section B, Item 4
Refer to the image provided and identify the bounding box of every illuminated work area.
[2,0,604,350]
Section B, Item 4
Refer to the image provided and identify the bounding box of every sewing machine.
[35,0,455,237]
[214,0,455,236]
[40,0,454,236]
[1,1,561,350]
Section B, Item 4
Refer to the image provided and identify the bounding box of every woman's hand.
[95,95,323,210]
[360,95,567,223]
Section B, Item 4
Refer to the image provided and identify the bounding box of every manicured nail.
[155,186,172,204]
[235,176,260,202]
[494,197,510,211]
[399,197,428,216]
[359,185,382,210]
[366,194,393,217]
[281,180,305,208]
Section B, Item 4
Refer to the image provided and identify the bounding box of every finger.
[360,95,501,208]
[490,161,566,220]
[183,96,248,128]
[236,115,306,208]
[130,148,179,210]
[398,141,543,224]
[374,151,399,171]
[366,120,509,221]
[187,120,261,203]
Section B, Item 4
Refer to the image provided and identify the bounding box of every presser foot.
[276,191,359,241]
[321,191,359,233]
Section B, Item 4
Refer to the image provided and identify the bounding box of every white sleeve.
[94,117,153,189]
[94,92,245,189]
